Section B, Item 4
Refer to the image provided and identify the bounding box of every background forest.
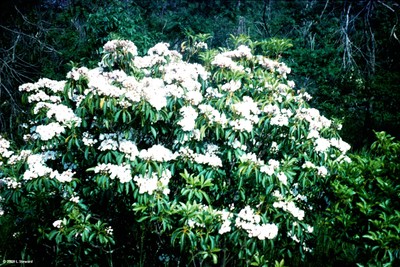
[0,0,399,266]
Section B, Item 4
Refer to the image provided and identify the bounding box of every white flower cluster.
[257,56,291,78]
[216,209,234,234]
[240,152,265,166]
[19,78,66,94]
[103,40,138,56]
[205,87,223,98]
[119,140,139,161]
[194,41,208,50]
[211,54,245,72]
[28,101,81,141]
[302,161,328,177]
[50,169,75,183]
[178,106,198,131]
[292,107,352,156]
[164,61,208,85]
[97,132,116,146]
[187,218,206,228]
[273,190,305,221]
[221,80,242,93]
[34,123,65,141]
[0,136,13,159]
[86,68,126,98]
[7,150,31,165]
[229,118,254,132]
[23,151,57,180]
[263,104,293,127]
[139,144,177,162]
[230,139,247,151]
[20,153,71,183]
[1,177,22,189]
[133,169,171,195]
[82,132,98,147]
[66,66,89,81]
[277,172,288,185]
[98,139,118,151]
[270,141,279,153]
[211,46,253,73]
[232,96,261,124]
[140,78,168,110]
[105,226,113,235]
[198,104,228,126]
[34,102,81,127]
[178,145,222,167]
[94,163,132,183]
[235,206,279,240]
[330,138,351,154]
[148,43,182,62]
[28,90,61,103]
[222,45,253,60]
[296,108,332,131]
[69,195,80,203]
[53,219,63,228]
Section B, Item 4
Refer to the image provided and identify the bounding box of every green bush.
[0,38,351,266]
[322,131,400,266]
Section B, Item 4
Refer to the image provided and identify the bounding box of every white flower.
[53,220,63,228]
[195,41,208,49]
[139,144,177,162]
[184,90,203,105]
[0,136,13,158]
[270,114,289,126]
[66,67,89,81]
[35,122,65,141]
[330,138,351,153]
[232,96,260,120]
[105,226,113,235]
[133,170,171,195]
[240,153,264,165]
[94,163,132,183]
[230,118,253,132]
[314,137,331,153]
[51,169,75,183]
[273,200,305,221]
[211,54,244,72]
[277,172,288,185]
[302,161,315,169]
[217,210,233,234]
[178,106,198,131]
[235,206,278,240]
[82,132,98,147]
[119,140,139,160]
[103,40,138,56]
[307,129,320,139]
[23,152,57,180]
[254,223,279,240]
[316,166,328,177]
[221,80,241,92]
[98,139,118,151]
[69,196,80,203]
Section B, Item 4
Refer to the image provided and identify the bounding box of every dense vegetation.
[0,0,399,266]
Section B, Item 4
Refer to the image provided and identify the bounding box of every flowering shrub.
[0,38,351,265]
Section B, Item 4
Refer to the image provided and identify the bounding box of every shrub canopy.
[0,39,351,265]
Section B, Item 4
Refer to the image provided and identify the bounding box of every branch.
[319,0,330,19]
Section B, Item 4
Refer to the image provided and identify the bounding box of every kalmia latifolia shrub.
[0,39,351,266]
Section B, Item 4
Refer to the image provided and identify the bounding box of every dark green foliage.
[322,131,400,266]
